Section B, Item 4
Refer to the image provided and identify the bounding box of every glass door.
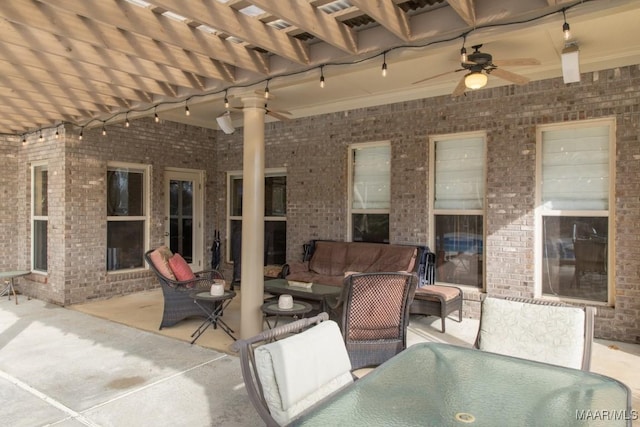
[165,169,204,269]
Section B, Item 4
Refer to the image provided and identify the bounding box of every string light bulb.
[154,108,160,123]
[381,52,388,77]
[224,89,229,109]
[22,135,26,143]
[562,9,571,41]
[79,128,83,140]
[460,34,468,62]
[102,124,107,136]
[185,101,190,116]
[264,80,270,99]
[55,129,59,139]
[39,131,43,142]
[125,113,130,128]
[320,66,325,88]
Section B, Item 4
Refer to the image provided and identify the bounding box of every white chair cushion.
[254,320,353,425]
[478,297,585,369]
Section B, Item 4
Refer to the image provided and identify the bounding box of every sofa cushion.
[348,244,416,273]
[309,241,348,276]
[289,241,421,287]
[415,285,461,301]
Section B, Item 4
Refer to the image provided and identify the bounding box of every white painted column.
[239,95,266,339]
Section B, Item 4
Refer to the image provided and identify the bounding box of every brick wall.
[2,64,638,342]
[6,119,218,305]
[214,65,640,343]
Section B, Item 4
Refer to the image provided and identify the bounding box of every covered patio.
[2,0,640,343]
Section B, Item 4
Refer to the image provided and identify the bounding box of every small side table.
[190,290,236,344]
[261,300,313,329]
[0,270,30,305]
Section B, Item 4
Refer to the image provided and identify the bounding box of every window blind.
[542,126,609,210]
[352,145,390,210]
[435,137,484,210]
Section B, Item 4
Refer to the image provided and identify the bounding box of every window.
[537,119,614,303]
[349,143,390,243]
[431,133,485,287]
[107,163,149,271]
[227,169,287,272]
[31,163,48,272]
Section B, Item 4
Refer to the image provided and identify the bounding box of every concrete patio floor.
[1,290,638,426]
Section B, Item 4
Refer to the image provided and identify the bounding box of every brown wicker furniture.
[283,241,460,333]
[410,284,463,333]
[144,248,225,330]
[474,296,596,370]
[231,313,354,426]
[329,272,417,370]
[282,241,421,287]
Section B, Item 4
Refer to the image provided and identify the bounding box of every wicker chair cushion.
[478,297,586,369]
[149,246,175,280]
[168,253,195,282]
[254,320,353,425]
[414,285,460,301]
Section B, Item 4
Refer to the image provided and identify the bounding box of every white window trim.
[106,161,151,273]
[347,141,391,242]
[429,131,487,289]
[226,168,287,263]
[31,161,48,275]
[534,117,616,305]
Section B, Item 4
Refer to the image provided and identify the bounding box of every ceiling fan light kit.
[465,72,488,90]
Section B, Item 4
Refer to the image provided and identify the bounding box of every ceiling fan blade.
[493,58,540,66]
[267,110,291,121]
[491,67,530,85]
[452,75,467,97]
[269,108,292,115]
[412,69,459,85]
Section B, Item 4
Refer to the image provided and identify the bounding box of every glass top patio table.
[291,342,632,427]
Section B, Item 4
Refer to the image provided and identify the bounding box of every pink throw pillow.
[168,253,196,285]
[149,246,175,280]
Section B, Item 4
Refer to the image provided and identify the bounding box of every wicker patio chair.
[231,313,354,426]
[144,248,225,330]
[474,296,596,370]
[329,272,417,370]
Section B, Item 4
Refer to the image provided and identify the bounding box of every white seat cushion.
[478,297,585,369]
[254,320,353,425]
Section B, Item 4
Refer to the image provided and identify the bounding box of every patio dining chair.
[144,247,226,329]
[474,296,596,370]
[231,313,354,427]
[329,272,417,370]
